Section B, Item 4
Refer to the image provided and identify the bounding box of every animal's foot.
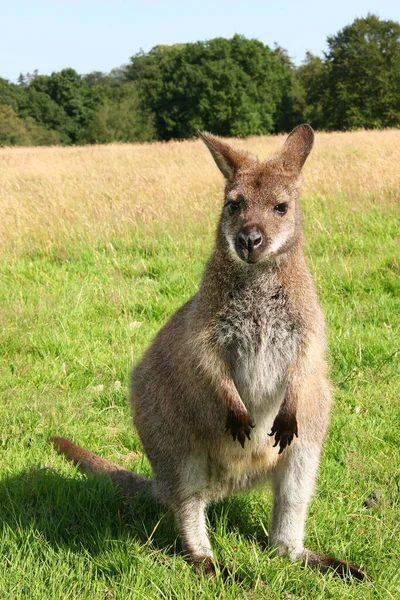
[190,556,217,576]
[189,556,227,577]
[302,549,369,581]
[269,410,298,454]
[190,557,241,581]
[226,409,254,448]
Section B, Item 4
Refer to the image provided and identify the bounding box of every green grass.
[0,198,399,599]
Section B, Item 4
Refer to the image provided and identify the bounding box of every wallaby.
[51,125,366,580]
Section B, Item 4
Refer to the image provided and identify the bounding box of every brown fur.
[50,436,152,498]
[51,125,366,581]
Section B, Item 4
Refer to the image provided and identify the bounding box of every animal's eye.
[274,202,289,215]
[226,201,241,215]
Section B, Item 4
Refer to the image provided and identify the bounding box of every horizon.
[2,0,400,83]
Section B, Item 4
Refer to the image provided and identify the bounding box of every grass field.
[0,130,399,599]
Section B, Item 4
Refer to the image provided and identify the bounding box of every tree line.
[1,14,399,146]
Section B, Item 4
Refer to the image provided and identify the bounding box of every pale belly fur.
[205,282,299,498]
[206,404,284,499]
[206,341,289,498]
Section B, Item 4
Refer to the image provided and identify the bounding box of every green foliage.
[0,77,23,111]
[272,46,303,132]
[18,84,71,144]
[298,15,400,130]
[325,14,400,129]
[0,105,30,145]
[0,104,61,146]
[126,35,295,139]
[296,52,328,130]
[1,15,400,145]
[83,81,156,144]
[27,69,104,143]
[1,68,156,146]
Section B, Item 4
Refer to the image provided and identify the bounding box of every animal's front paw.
[269,410,298,454]
[226,409,254,448]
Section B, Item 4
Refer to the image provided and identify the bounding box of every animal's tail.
[50,436,154,500]
[303,548,367,581]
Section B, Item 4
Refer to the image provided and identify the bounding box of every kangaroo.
[51,125,366,580]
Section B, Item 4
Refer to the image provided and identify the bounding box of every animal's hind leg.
[173,496,215,573]
[269,441,367,580]
[269,441,321,559]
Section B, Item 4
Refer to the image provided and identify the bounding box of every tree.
[126,35,297,139]
[18,85,71,143]
[82,82,156,143]
[14,69,103,143]
[45,69,103,142]
[83,68,126,88]
[0,105,61,146]
[273,45,303,132]
[0,105,30,145]
[296,52,328,130]
[0,78,23,111]
[323,14,400,129]
[4,20,400,146]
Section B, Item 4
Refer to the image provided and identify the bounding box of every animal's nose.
[237,228,263,253]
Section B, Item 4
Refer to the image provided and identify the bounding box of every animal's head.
[199,125,314,264]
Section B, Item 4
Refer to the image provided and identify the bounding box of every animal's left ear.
[280,124,314,175]
[198,131,251,181]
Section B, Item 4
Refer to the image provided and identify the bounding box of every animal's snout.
[237,227,263,253]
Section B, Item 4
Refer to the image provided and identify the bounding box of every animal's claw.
[226,410,254,448]
[269,411,298,453]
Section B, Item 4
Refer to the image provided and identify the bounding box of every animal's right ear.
[198,131,250,181]
[280,124,315,176]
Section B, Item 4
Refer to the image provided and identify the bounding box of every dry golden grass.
[1,129,399,254]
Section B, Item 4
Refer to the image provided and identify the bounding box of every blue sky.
[2,0,400,82]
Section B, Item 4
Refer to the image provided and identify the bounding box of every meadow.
[0,129,399,599]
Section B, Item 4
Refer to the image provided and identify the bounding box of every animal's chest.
[216,283,300,405]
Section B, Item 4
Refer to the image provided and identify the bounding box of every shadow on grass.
[0,466,175,557]
[0,466,269,561]
[0,466,371,586]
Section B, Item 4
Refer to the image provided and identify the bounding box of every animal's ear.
[280,124,314,175]
[198,131,251,181]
